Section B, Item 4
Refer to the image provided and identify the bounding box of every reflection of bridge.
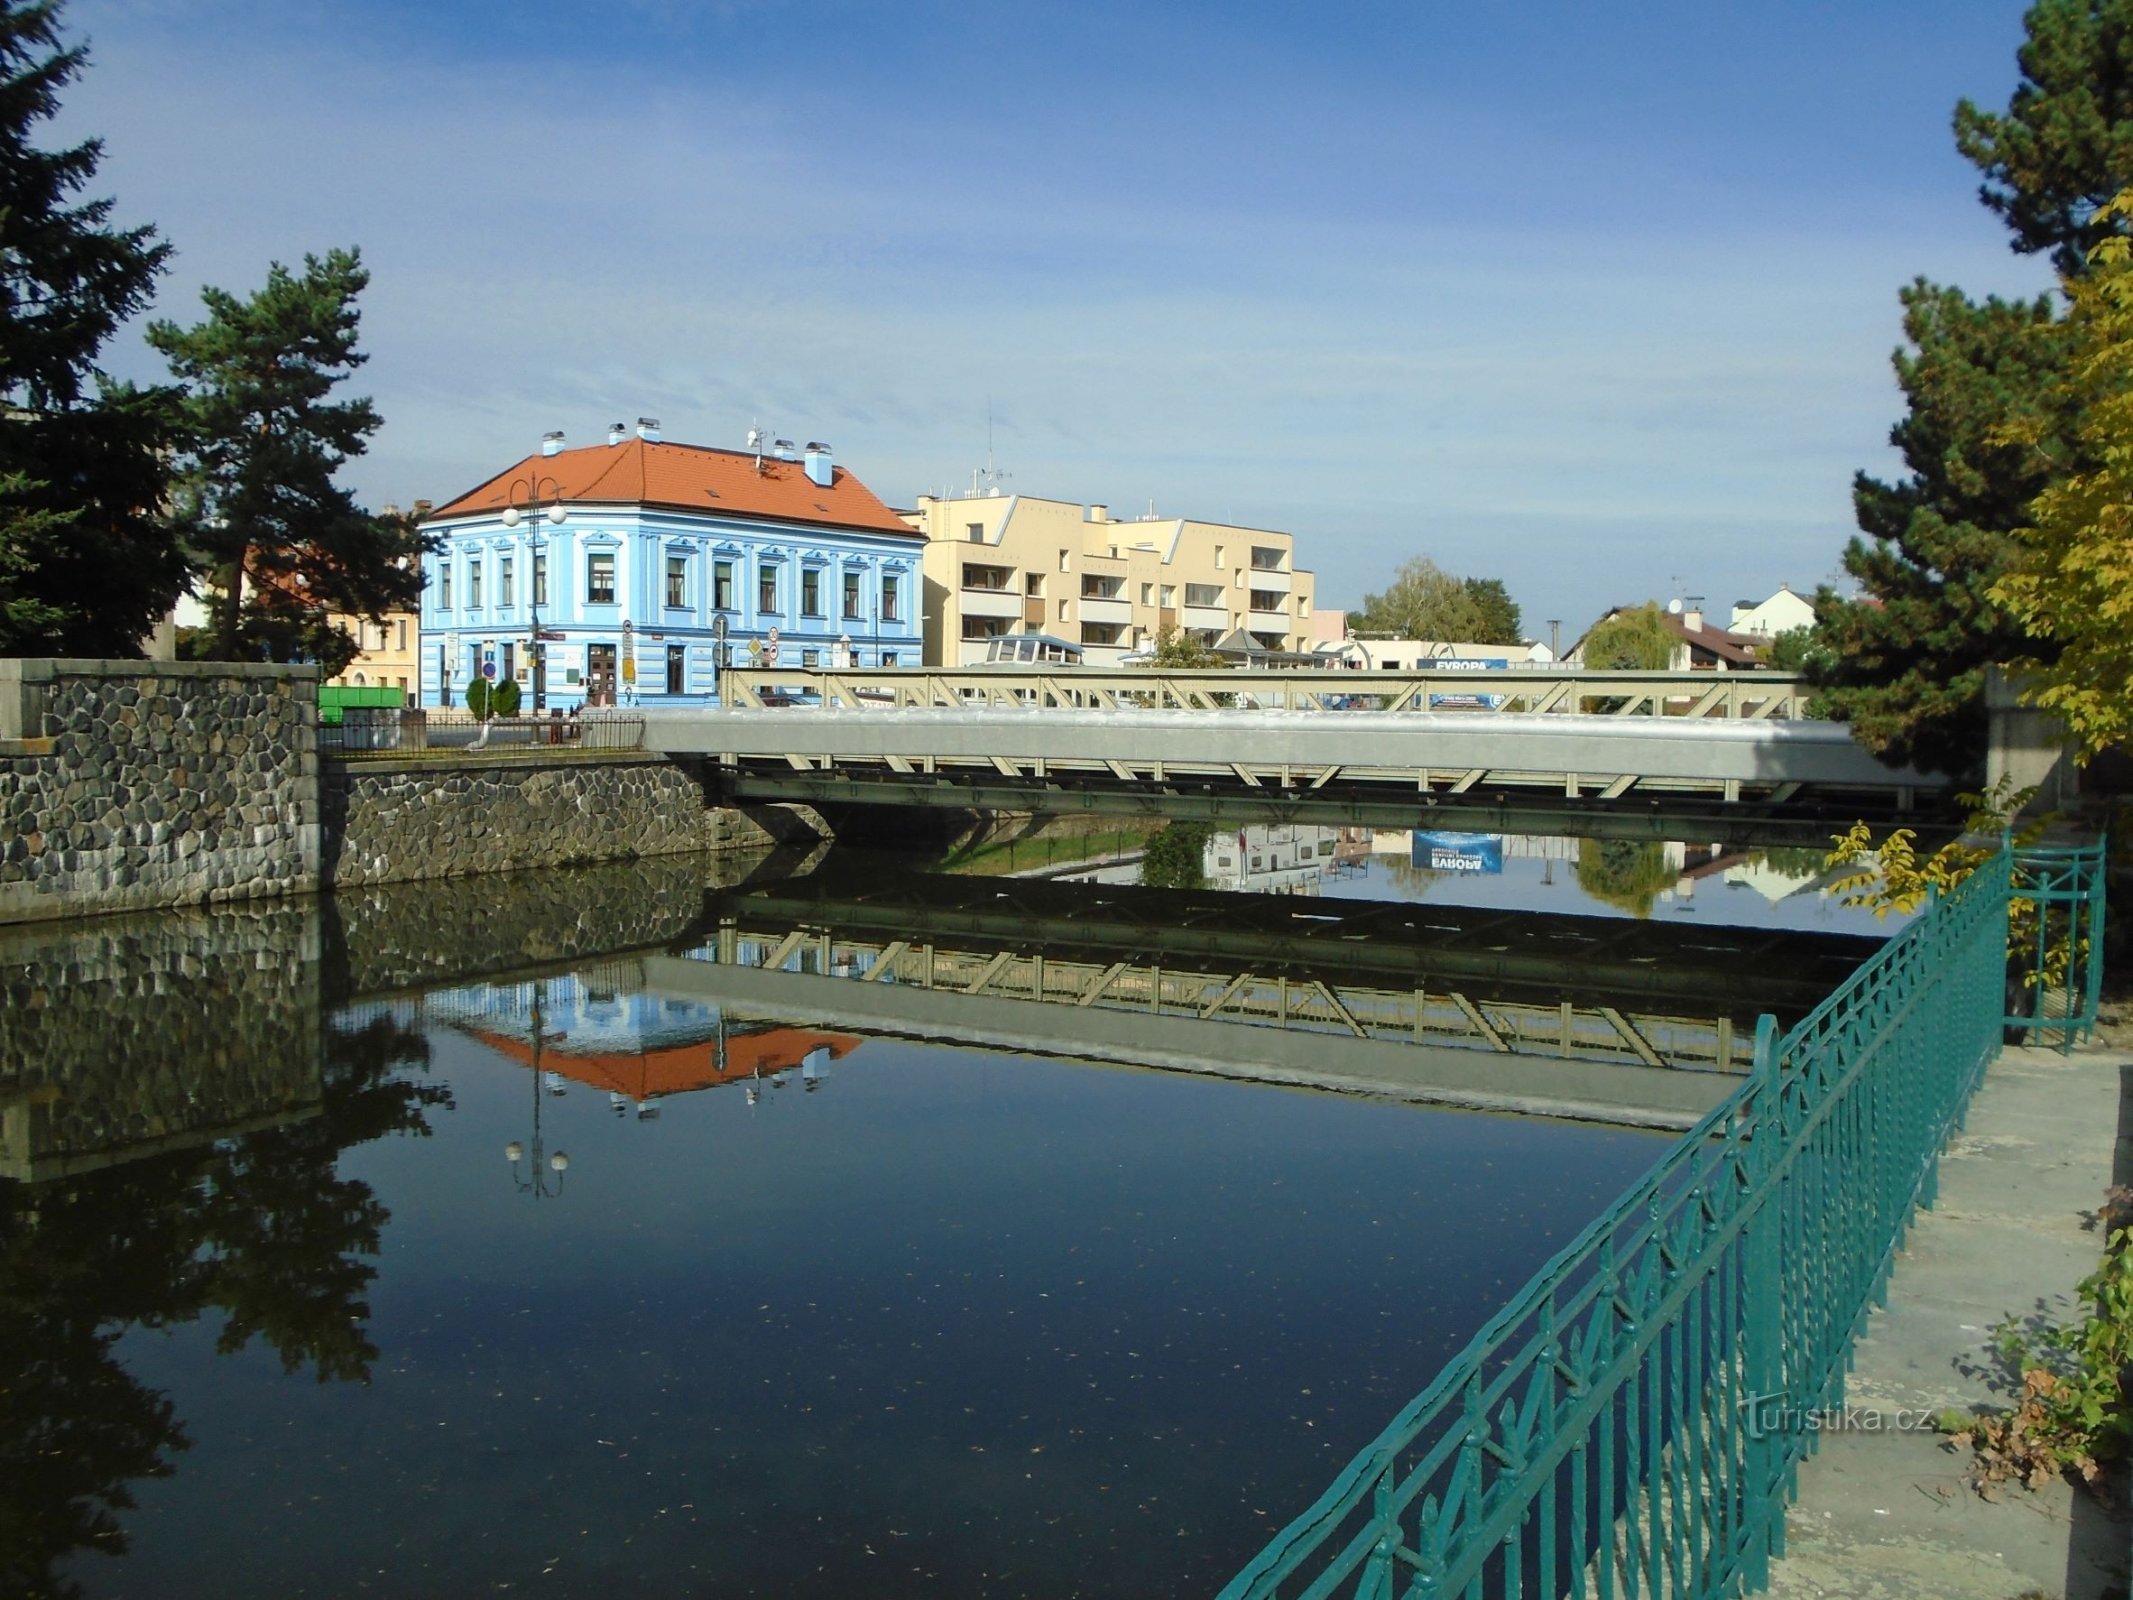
[649,666,1946,848]
[621,873,1886,1130]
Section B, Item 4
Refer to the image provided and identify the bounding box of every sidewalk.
[1766,1043,2133,1600]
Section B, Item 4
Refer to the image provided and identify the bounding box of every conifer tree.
[1812,0,2133,774]
[0,0,187,656]
[148,248,424,671]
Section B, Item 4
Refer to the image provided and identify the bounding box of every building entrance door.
[587,644,617,707]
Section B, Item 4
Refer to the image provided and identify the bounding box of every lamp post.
[505,980,570,1199]
[501,474,566,712]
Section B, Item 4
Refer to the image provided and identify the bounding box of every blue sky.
[68,0,2059,636]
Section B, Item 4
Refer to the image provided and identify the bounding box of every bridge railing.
[1219,846,2019,1600]
[715,665,1810,720]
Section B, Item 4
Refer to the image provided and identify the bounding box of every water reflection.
[1064,819,1897,933]
[0,835,1892,1597]
[0,1005,447,1599]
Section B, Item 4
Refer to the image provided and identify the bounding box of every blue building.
[418,421,922,708]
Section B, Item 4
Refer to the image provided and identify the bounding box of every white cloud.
[56,1,2059,635]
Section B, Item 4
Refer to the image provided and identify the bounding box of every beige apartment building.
[908,492,1317,666]
[328,609,421,694]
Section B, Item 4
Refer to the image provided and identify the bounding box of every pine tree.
[1812,0,2133,774]
[148,248,424,671]
[0,0,188,656]
[1461,577,1523,646]
[1955,0,2133,275]
[1813,285,2081,772]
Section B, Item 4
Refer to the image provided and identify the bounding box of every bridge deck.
[648,668,1943,845]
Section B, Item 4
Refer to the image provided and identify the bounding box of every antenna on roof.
[968,399,1012,499]
[747,422,764,474]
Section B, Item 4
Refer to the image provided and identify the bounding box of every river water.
[2,824,1891,1598]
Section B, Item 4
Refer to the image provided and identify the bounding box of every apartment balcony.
[1181,604,1229,633]
[1245,568,1291,593]
[960,587,1024,620]
[1078,596,1133,626]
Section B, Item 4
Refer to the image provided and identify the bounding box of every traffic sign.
[481,660,497,680]
[767,625,780,646]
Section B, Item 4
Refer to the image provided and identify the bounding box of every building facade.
[1728,584,1816,640]
[907,492,1317,667]
[328,608,420,695]
[419,425,922,708]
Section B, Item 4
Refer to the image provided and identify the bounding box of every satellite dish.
[1666,598,1685,615]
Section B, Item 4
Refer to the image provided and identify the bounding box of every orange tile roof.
[469,1024,862,1099]
[428,438,917,537]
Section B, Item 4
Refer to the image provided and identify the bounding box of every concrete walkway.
[1766,1043,2133,1600]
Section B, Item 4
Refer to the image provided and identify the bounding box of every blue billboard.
[1413,831,1505,874]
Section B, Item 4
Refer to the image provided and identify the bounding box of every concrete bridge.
[645,666,1947,847]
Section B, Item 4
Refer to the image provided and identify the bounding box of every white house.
[1729,584,1816,640]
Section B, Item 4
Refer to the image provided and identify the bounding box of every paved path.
[1766,1043,2133,1600]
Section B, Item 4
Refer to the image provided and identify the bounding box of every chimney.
[803,441,833,489]
[608,421,628,446]
[1685,606,1704,632]
[540,430,565,457]
[636,416,662,443]
[1088,504,1109,523]
[772,437,797,462]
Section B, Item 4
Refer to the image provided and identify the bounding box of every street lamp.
[505,980,570,1199]
[501,474,566,712]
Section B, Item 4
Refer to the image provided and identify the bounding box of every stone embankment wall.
[0,661,827,924]
[0,659,319,924]
[321,754,822,888]
[0,902,323,1181]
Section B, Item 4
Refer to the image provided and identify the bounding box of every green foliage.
[1945,1188,2133,1496]
[1573,838,1676,919]
[1953,0,2133,277]
[1763,625,1827,675]
[1811,1,2133,776]
[0,1,189,656]
[1461,576,1523,646]
[1992,190,2133,760]
[147,247,425,672]
[490,676,520,717]
[1144,626,1225,669]
[1139,822,1213,890]
[1823,781,2083,991]
[464,677,490,719]
[1355,557,1522,645]
[1578,602,1676,672]
[1811,285,2080,775]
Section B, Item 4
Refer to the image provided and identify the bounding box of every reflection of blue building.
[418,424,923,709]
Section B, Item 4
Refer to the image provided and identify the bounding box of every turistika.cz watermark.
[1739,1392,1940,1439]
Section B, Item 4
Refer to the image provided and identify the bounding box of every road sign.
[481,660,497,680]
[712,614,728,643]
[768,625,780,646]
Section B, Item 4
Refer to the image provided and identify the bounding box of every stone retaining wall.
[321,753,821,887]
[0,659,319,924]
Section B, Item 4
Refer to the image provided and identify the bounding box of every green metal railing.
[2006,839,2109,1053]
[1221,846,2025,1600]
